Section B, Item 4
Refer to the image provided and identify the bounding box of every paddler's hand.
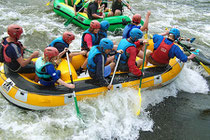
[67,83,75,89]
[117,49,123,54]
[80,50,87,55]
[146,11,151,18]
[188,53,196,60]
[107,84,112,90]
[143,39,148,45]
[31,51,39,58]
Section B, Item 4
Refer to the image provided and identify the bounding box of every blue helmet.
[99,38,113,52]
[100,20,110,31]
[169,28,180,40]
[129,28,143,42]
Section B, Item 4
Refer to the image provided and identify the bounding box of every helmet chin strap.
[128,37,136,43]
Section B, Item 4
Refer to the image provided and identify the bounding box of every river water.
[0,0,209,139]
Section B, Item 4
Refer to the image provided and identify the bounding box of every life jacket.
[122,24,141,39]
[151,38,174,64]
[81,29,98,51]
[48,37,69,48]
[2,38,24,63]
[96,30,107,45]
[116,39,136,64]
[35,57,52,79]
[87,45,107,73]
[76,0,84,8]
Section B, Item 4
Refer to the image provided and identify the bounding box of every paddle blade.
[64,18,73,27]
[200,62,210,75]
[136,88,142,116]
[46,2,50,6]
[74,96,81,117]
[190,38,196,43]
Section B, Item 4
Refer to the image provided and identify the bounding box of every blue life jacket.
[87,45,107,73]
[116,39,136,64]
[96,30,107,45]
[81,29,98,50]
[122,24,141,39]
[35,57,52,79]
[48,37,69,48]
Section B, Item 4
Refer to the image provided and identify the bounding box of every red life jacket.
[151,38,174,64]
[2,40,24,63]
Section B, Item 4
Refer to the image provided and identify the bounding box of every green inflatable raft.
[53,0,143,31]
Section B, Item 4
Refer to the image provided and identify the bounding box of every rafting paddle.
[178,41,210,75]
[136,31,148,116]
[24,49,33,53]
[64,2,89,27]
[121,0,135,15]
[108,53,121,88]
[46,0,53,6]
[66,52,82,117]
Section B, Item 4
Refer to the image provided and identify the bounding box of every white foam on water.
[0,63,208,140]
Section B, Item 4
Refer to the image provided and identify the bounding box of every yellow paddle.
[136,31,148,116]
[46,0,53,6]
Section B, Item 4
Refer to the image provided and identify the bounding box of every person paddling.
[48,31,86,62]
[35,47,75,88]
[116,28,148,77]
[146,28,196,66]
[1,24,39,73]
[77,20,101,75]
[123,11,151,39]
[108,0,131,17]
[87,38,123,90]
[87,0,105,19]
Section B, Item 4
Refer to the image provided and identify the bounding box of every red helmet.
[44,47,59,61]
[7,24,23,40]
[132,14,141,24]
[63,31,75,44]
[90,20,101,29]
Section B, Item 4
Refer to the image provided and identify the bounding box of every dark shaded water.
[141,78,210,140]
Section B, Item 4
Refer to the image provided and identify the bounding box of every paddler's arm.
[140,11,151,31]
[126,47,142,77]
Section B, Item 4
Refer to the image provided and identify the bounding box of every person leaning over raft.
[123,11,151,39]
[1,24,39,73]
[146,28,196,66]
[108,0,131,17]
[48,31,86,62]
[87,38,123,90]
[77,20,101,75]
[87,0,105,19]
[35,47,75,89]
[116,28,148,77]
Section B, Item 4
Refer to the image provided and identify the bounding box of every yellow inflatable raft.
[0,41,184,110]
